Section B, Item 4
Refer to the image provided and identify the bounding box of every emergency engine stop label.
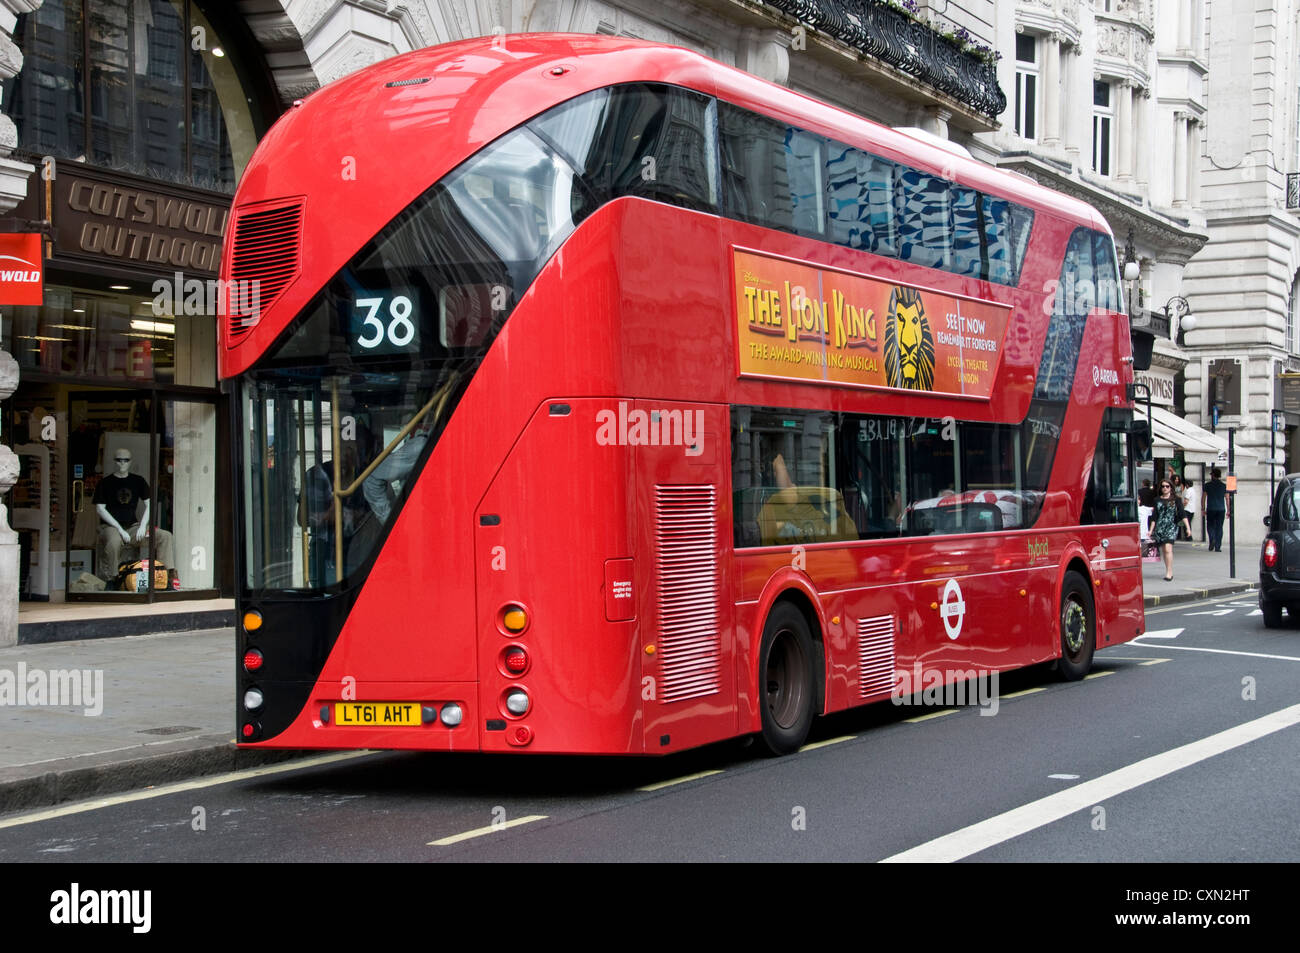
[734,248,1009,397]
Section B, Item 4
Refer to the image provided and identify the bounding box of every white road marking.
[1048,774,1079,780]
[1131,643,1300,663]
[1249,609,1262,616]
[0,752,374,830]
[428,815,547,846]
[1185,609,1235,617]
[636,769,723,792]
[1140,628,1185,639]
[880,703,1300,863]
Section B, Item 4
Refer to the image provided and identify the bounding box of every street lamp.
[1167,295,1195,346]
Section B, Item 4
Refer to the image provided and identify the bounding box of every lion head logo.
[884,286,935,391]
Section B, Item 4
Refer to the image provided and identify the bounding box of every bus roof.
[246,32,1103,232]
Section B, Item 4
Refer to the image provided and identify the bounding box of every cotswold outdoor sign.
[19,164,229,275]
[733,247,1009,398]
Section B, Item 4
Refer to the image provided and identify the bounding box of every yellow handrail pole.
[298,404,310,585]
[332,378,343,578]
[336,374,460,499]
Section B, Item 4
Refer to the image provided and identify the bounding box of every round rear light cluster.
[505,689,530,716]
[243,649,264,672]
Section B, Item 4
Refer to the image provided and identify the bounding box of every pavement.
[0,539,1261,817]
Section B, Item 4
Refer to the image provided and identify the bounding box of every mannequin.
[95,448,176,584]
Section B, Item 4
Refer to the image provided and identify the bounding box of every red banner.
[0,233,44,306]
[734,248,1009,398]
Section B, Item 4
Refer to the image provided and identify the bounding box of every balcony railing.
[767,0,1007,119]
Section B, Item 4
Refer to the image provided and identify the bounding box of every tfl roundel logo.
[940,578,966,640]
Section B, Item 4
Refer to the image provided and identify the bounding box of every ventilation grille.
[386,77,431,87]
[655,485,720,703]
[226,200,303,343]
[858,614,896,699]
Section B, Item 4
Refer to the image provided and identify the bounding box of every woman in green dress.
[1152,480,1191,581]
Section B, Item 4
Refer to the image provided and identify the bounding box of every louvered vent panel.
[858,614,896,699]
[655,485,720,703]
[226,200,303,343]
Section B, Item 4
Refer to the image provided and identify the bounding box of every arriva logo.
[0,255,41,282]
[1092,365,1119,386]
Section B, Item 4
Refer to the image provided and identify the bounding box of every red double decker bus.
[224,34,1146,756]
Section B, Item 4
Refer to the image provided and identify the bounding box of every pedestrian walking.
[1202,468,1229,552]
[1153,479,1191,581]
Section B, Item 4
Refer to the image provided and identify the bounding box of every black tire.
[1262,598,1283,628]
[1057,570,1095,681]
[757,602,817,755]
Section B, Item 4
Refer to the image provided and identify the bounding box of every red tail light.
[243,649,264,672]
[503,647,528,674]
[1263,539,1278,568]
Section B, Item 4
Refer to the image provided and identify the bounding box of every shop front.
[0,0,279,608]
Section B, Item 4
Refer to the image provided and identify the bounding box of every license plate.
[334,702,421,726]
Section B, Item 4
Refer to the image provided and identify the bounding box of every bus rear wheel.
[1057,570,1095,681]
[757,602,816,755]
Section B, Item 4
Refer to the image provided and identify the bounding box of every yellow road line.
[636,769,723,792]
[428,814,548,846]
[904,709,957,723]
[999,688,1046,700]
[0,751,374,831]
[800,735,856,752]
[1140,658,1172,666]
[1084,670,1114,680]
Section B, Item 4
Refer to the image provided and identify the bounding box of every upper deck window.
[718,102,1034,286]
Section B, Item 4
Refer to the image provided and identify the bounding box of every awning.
[1145,406,1256,465]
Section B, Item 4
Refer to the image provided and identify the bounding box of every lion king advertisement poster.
[734,248,1009,398]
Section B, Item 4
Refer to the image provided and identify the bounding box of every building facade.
[1183,0,1300,547]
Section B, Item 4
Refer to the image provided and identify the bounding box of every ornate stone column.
[1042,33,1062,149]
[1117,81,1134,183]
[0,1,41,647]
[1172,111,1189,206]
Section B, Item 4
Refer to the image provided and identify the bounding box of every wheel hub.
[1063,599,1086,654]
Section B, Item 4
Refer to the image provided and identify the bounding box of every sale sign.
[734,248,1008,398]
[0,233,44,306]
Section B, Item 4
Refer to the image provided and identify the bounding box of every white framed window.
[1092,80,1114,176]
[1289,272,1300,355]
[1014,33,1038,140]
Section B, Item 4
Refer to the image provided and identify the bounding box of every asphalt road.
[3,593,1298,864]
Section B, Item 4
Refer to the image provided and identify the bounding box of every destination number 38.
[353,294,418,350]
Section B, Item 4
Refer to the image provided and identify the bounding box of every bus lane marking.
[879,702,1300,863]
[0,752,375,831]
[636,769,723,792]
[800,735,856,752]
[998,688,1046,700]
[428,815,548,846]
